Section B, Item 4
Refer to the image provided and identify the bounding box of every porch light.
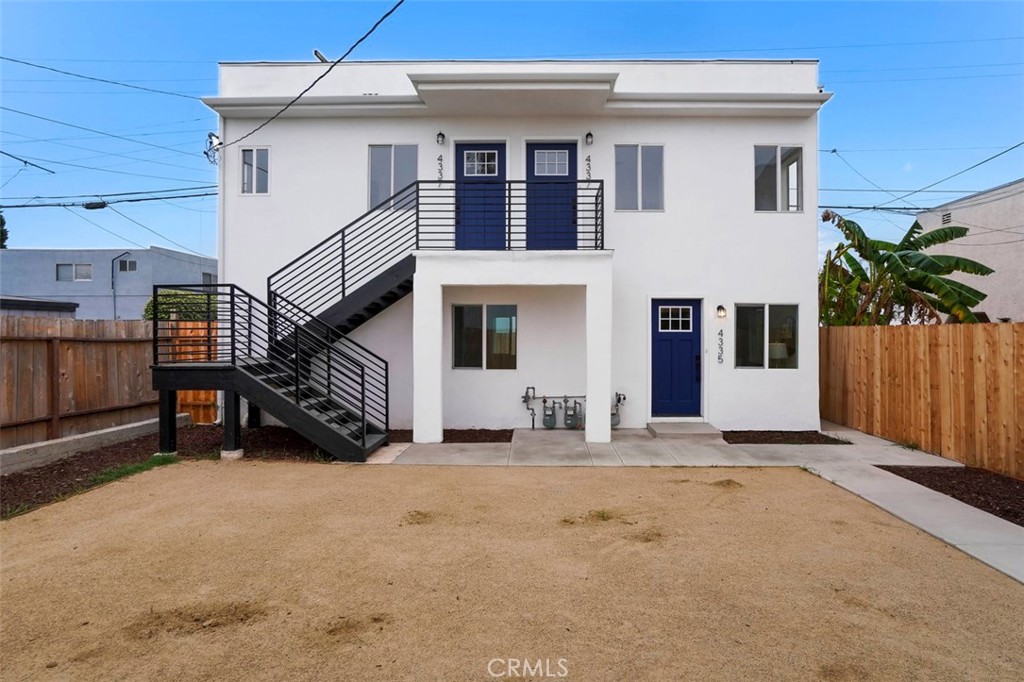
[585,131,594,145]
[717,305,727,319]
[436,131,445,145]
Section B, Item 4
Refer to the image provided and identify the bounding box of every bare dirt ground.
[1,463,1022,681]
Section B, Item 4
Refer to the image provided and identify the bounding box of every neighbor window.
[369,144,418,209]
[754,146,802,212]
[615,144,664,210]
[736,304,798,369]
[118,259,137,272]
[241,148,269,194]
[56,263,92,281]
[453,304,517,370]
[202,272,217,285]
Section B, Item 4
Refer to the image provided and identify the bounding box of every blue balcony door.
[526,142,578,250]
[651,299,702,416]
[455,143,506,250]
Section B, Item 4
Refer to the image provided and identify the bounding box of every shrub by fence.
[1,318,216,449]
[819,323,1023,480]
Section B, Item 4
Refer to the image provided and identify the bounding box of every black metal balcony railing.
[151,284,387,444]
[269,179,604,318]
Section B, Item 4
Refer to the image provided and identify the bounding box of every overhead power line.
[819,146,1011,153]
[6,154,212,184]
[825,71,1024,85]
[218,0,406,151]
[0,55,202,99]
[821,60,1024,74]
[826,149,921,211]
[105,205,204,256]
[873,140,1024,209]
[0,191,216,210]
[0,106,202,158]
[5,131,208,173]
[819,188,980,194]
[2,185,216,200]
[0,149,55,173]
[61,206,146,248]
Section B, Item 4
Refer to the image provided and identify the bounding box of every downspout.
[110,251,130,319]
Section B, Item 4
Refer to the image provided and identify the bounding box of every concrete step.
[647,422,726,444]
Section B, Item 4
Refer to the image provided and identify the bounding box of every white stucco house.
[152,59,830,460]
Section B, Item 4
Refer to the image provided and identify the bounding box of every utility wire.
[105,204,204,256]
[819,146,1009,153]
[1,191,216,209]
[821,61,1024,74]
[219,0,406,150]
[0,149,56,173]
[0,106,202,158]
[6,131,209,173]
[825,72,1024,85]
[0,166,27,189]
[874,141,1024,208]
[820,188,979,194]
[9,155,212,184]
[61,206,146,248]
[827,149,922,211]
[0,56,202,99]
[3,185,216,200]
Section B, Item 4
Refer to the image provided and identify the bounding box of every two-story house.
[152,60,830,461]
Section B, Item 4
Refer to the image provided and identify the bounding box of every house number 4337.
[717,329,724,364]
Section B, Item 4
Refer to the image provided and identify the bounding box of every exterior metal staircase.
[152,179,603,460]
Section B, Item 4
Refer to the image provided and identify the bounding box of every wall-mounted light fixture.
[436,132,446,145]
[717,305,727,319]
[585,131,594,145]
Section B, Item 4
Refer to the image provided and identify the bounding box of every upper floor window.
[754,146,802,212]
[202,272,218,285]
[369,144,418,209]
[56,263,92,281]
[615,144,664,211]
[118,259,137,272]
[241,148,269,194]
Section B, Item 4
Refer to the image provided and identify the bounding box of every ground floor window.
[453,304,517,369]
[736,304,798,369]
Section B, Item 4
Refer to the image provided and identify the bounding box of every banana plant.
[819,210,993,325]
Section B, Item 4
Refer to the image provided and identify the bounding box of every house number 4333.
[717,329,724,364]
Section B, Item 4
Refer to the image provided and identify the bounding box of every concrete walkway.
[373,423,1024,584]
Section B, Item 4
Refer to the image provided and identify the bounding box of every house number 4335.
[717,329,724,364]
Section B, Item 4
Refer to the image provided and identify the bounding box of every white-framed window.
[118,259,137,272]
[452,304,517,370]
[736,304,798,369]
[754,146,802,212]
[56,263,92,281]
[534,150,569,176]
[658,305,692,332]
[615,144,664,211]
[369,144,418,209]
[241,147,269,194]
[463,150,498,177]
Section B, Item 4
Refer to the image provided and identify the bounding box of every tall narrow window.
[241,148,269,194]
[736,305,765,368]
[453,305,484,369]
[486,305,518,370]
[615,144,663,211]
[754,145,802,212]
[369,144,418,209]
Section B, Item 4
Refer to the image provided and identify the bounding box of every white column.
[585,277,613,443]
[412,277,444,443]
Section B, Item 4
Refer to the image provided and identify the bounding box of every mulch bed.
[878,466,1024,528]
[723,431,850,445]
[0,425,328,519]
[389,429,513,443]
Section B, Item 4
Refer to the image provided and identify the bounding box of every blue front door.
[526,142,577,250]
[455,143,506,250]
[651,299,702,416]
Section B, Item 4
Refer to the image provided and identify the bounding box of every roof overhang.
[408,72,617,116]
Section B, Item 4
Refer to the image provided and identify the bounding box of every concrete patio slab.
[613,441,677,466]
[664,442,760,467]
[586,442,623,466]
[393,442,510,466]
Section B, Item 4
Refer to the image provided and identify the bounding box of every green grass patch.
[90,454,179,486]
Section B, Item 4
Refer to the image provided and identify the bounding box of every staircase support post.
[222,390,243,459]
[158,390,177,454]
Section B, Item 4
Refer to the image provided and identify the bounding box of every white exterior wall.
[916,180,1024,322]
[213,61,825,433]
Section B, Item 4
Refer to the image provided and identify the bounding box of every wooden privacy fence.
[0,318,217,449]
[820,323,1024,480]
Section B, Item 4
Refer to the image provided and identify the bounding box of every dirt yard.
[1,463,1022,681]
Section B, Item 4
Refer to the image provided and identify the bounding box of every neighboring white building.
[189,59,829,452]
[916,178,1024,322]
